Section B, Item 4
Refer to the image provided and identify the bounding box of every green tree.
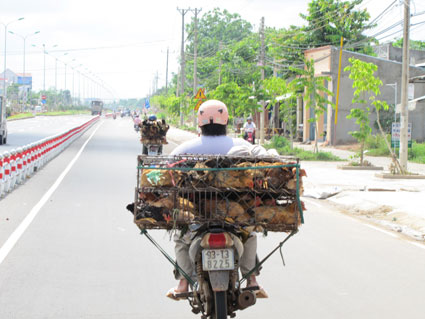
[344,58,403,173]
[291,58,334,153]
[210,82,241,120]
[392,38,425,50]
[265,26,306,76]
[184,8,257,93]
[300,0,375,54]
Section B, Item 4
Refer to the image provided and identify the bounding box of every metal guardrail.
[0,116,100,199]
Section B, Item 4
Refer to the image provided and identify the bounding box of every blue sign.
[41,99,46,104]
[17,76,32,86]
[145,98,150,109]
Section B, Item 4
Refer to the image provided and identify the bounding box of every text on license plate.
[202,249,234,271]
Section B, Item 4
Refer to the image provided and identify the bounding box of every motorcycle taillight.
[201,232,234,249]
[208,233,226,249]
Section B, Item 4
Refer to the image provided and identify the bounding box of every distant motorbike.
[134,117,142,133]
[142,144,162,155]
[175,223,257,319]
[112,113,117,120]
[244,128,255,144]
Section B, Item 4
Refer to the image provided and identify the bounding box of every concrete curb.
[338,165,384,170]
[375,172,425,179]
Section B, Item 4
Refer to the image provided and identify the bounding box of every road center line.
[0,122,103,266]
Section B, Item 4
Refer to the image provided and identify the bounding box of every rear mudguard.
[208,271,230,291]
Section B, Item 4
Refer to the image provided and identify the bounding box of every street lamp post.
[42,44,46,92]
[9,30,40,110]
[1,17,24,98]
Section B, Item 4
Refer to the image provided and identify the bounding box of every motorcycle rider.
[140,114,169,155]
[243,116,256,144]
[167,99,268,300]
[133,114,142,131]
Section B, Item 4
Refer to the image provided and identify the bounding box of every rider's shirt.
[170,135,251,155]
[243,122,256,130]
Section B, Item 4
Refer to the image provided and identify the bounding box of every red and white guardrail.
[0,116,99,199]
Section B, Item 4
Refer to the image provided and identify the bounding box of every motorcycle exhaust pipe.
[237,290,256,310]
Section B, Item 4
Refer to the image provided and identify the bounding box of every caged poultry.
[131,154,306,232]
[140,118,170,145]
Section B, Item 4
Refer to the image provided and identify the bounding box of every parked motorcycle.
[175,223,257,319]
[244,128,255,144]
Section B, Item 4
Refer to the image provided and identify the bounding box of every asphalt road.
[0,117,424,319]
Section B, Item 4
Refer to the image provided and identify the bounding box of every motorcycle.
[134,118,142,132]
[244,128,255,144]
[176,223,257,319]
[142,144,162,155]
[112,113,117,120]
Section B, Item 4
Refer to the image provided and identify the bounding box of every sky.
[1,0,425,101]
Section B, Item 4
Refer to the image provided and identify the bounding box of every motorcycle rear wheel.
[213,291,227,319]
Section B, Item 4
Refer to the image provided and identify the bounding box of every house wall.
[374,43,425,65]
[332,48,425,143]
[303,46,332,142]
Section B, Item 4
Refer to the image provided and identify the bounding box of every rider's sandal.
[166,287,186,301]
[255,287,269,299]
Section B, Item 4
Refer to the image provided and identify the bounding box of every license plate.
[202,249,234,271]
[148,146,159,155]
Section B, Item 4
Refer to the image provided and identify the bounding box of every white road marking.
[410,242,425,250]
[302,198,322,208]
[364,224,398,238]
[0,122,103,266]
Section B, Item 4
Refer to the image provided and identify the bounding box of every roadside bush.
[266,136,341,161]
[409,142,425,164]
[365,134,390,156]
[364,133,425,164]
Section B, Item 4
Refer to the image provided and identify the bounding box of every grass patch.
[38,110,90,116]
[364,134,425,164]
[409,141,425,164]
[365,134,391,156]
[266,136,342,161]
[180,124,198,133]
[7,112,35,120]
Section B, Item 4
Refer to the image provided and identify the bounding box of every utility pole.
[165,47,169,90]
[218,41,223,86]
[399,0,410,174]
[272,59,279,130]
[177,7,190,126]
[259,17,265,144]
[192,8,201,96]
[192,7,202,126]
[43,44,46,92]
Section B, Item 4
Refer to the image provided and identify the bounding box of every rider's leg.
[239,233,259,284]
[173,232,194,293]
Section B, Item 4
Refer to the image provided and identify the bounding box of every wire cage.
[140,120,169,144]
[134,154,304,232]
